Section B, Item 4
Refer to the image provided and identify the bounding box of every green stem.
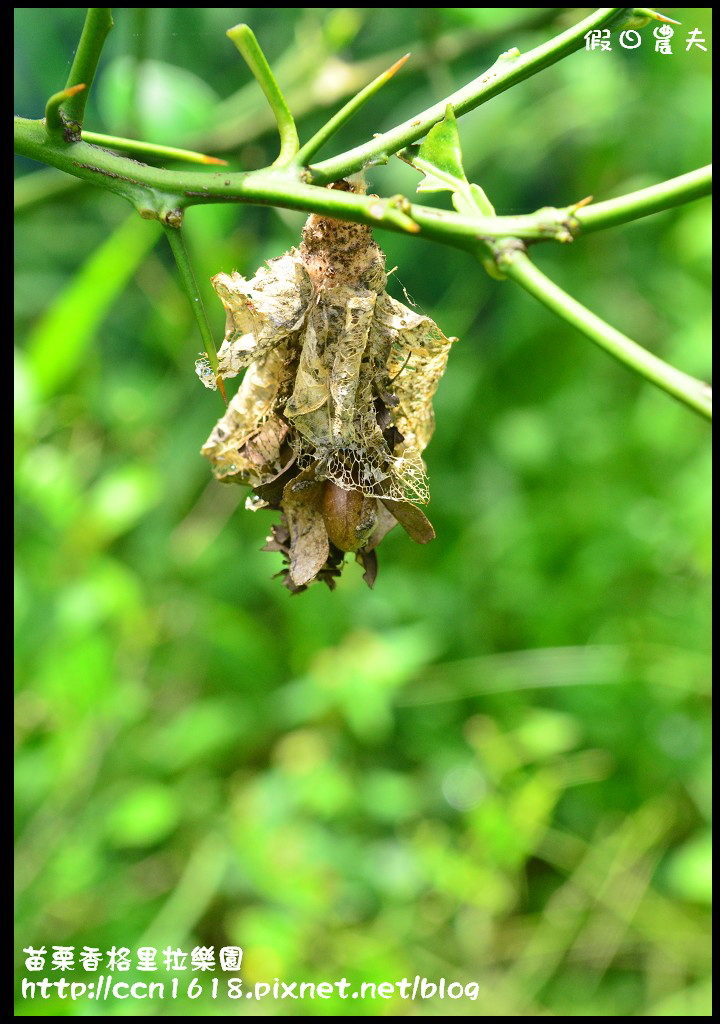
[226,24,299,167]
[162,224,225,402]
[573,165,712,234]
[307,8,629,184]
[293,54,410,167]
[63,8,114,127]
[499,249,711,420]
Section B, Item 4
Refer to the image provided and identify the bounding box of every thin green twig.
[162,225,226,404]
[62,8,114,127]
[226,24,299,167]
[498,249,711,420]
[293,54,410,167]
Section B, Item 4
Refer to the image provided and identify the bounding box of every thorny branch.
[14,7,711,421]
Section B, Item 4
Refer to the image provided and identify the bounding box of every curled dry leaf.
[201,180,456,591]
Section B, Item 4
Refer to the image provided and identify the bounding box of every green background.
[15,7,711,1016]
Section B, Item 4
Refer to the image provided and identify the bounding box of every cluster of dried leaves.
[199,181,455,592]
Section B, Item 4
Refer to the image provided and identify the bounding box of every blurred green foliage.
[15,7,711,1016]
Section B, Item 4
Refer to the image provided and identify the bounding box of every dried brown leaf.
[200,183,453,589]
[381,498,436,544]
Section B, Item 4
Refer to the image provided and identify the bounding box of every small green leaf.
[407,105,496,218]
[415,104,468,194]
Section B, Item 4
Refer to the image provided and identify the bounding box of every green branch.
[15,7,634,233]
[11,116,567,242]
[306,8,629,184]
[15,104,714,269]
[226,24,299,167]
[573,165,712,234]
[62,7,113,127]
[14,116,712,254]
[498,249,711,420]
[15,8,710,423]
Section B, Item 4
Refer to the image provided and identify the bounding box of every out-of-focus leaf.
[105,784,180,848]
[97,57,220,143]
[662,830,712,905]
[26,214,161,397]
[82,464,162,542]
